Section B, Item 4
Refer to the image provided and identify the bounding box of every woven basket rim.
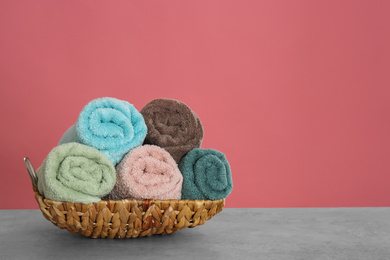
[33,185,225,206]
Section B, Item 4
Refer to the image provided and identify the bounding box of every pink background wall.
[1,1,389,209]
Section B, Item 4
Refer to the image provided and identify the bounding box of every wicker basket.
[25,158,225,238]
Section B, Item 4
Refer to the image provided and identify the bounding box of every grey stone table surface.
[1,208,390,260]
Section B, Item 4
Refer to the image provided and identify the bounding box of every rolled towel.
[141,98,203,163]
[36,143,116,204]
[108,145,183,200]
[179,148,233,200]
[59,97,147,165]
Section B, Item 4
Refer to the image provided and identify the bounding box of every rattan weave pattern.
[33,185,225,238]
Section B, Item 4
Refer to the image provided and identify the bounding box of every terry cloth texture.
[59,97,147,165]
[108,145,183,200]
[36,142,116,204]
[140,98,203,163]
[178,148,233,200]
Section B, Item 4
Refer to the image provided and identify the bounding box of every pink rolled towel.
[108,145,183,200]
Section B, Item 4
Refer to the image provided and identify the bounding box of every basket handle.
[24,157,38,187]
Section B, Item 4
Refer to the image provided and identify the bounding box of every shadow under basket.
[25,158,225,238]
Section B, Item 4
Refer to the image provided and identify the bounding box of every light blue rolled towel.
[59,97,147,165]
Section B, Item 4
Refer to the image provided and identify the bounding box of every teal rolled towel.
[36,143,116,204]
[59,97,147,165]
[178,148,233,200]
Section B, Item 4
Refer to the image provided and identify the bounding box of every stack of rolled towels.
[36,97,233,203]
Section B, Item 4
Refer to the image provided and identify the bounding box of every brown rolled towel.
[141,98,204,162]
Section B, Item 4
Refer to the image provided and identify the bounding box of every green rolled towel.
[37,143,116,204]
[178,148,233,200]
